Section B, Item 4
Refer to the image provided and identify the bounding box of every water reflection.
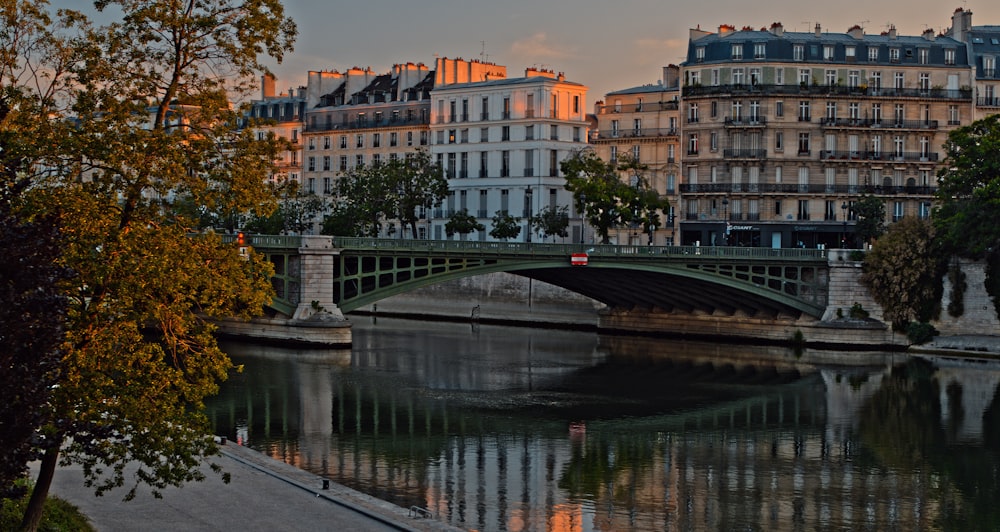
[207,319,1000,531]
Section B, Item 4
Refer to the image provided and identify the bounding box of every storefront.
[680,221,852,249]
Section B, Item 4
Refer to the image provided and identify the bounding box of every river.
[207,317,1000,531]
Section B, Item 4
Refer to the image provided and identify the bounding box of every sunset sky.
[54,0,1000,105]
[263,0,999,105]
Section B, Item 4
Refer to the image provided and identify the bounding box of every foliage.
[861,217,945,329]
[988,252,1000,321]
[321,203,364,237]
[947,260,967,318]
[905,321,939,345]
[445,209,485,238]
[1,488,95,532]
[244,186,325,235]
[560,151,667,244]
[489,210,521,241]
[849,303,870,320]
[530,205,569,242]
[853,195,886,248]
[331,151,446,238]
[934,115,1000,258]
[2,0,294,528]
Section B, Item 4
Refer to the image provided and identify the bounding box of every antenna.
[480,40,486,62]
[857,20,869,29]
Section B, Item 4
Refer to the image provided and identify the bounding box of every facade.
[679,20,972,248]
[245,75,306,187]
[590,66,682,245]
[428,68,590,242]
[948,8,1000,119]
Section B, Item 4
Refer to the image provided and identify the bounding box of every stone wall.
[936,259,1000,335]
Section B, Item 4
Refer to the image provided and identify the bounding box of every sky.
[262,0,1000,106]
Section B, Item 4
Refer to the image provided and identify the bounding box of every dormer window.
[889,48,900,63]
[793,44,804,61]
[754,43,766,59]
[696,46,705,62]
[731,44,743,60]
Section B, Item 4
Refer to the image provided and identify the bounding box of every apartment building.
[590,66,682,245]
[679,19,972,248]
[244,75,306,186]
[428,68,590,242]
[947,8,1000,119]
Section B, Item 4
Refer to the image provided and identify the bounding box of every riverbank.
[910,335,1000,358]
[32,439,462,532]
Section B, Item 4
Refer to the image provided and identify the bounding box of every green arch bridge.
[231,235,832,321]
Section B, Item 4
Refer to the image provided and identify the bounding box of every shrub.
[905,321,939,345]
[849,303,869,319]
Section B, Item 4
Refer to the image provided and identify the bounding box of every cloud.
[632,38,688,66]
[510,33,574,61]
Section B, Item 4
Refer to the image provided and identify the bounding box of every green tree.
[934,114,1000,258]
[445,208,484,239]
[561,151,666,244]
[530,205,570,242]
[2,1,295,529]
[389,150,447,239]
[853,195,886,248]
[333,161,397,237]
[860,217,945,331]
[245,185,325,235]
[321,203,363,237]
[489,210,521,241]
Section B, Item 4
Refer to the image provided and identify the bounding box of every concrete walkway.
[912,335,1000,357]
[35,440,462,532]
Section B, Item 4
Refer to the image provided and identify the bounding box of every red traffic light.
[237,232,245,246]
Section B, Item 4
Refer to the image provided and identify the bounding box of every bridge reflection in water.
[207,320,1000,531]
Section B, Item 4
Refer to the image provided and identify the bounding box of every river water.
[207,317,1000,531]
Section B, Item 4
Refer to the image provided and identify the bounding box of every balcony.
[592,127,678,140]
[304,116,430,132]
[978,97,1000,107]
[596,100,680,114]
[820,117,939,129]
[682,83,972,100]
[819,150,939,162]
[722,148,767,159]
[724,116,767,127]
[679,183,938,195]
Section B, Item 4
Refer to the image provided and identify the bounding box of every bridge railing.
[329,237,828,261]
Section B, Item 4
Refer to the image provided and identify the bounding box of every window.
[711,101,718,118]
[524,149,535,176]
[307,156,315,171]
[322,156,330,171]
[894,71,904,89]
[356,134,364,148]
[869,71,881,91]
[894,103,904,124]
[481,97,490,120]
[949,105,960,125]
[731,44,743,60]
[893,201,905,222]
[775,101,783,117]
[611,119,620,137]
[322,136,330,149]
[695,46,705,61]
[356,154,364,167]
[868,46,879,62]
[632,145,640,161]
[549,150,558,177]
[823,45,835,61]
[573,95,580,114]
[849,102,860,120]
[502,97,511,119]
[501,150,510,177]
[307,138,315,151]
[710,132,718,151]
[307,177,315,193]
[825,69,836,86]
[848,70,860,87]
[323,177,331,194]
[732,68,745,86]
[449,100,456,122]
[688,133,699,155]
[893,135,905,158]
[525,124,534,140]
[573,127,581,142]
[919,72,930,91]
[610,145,618,162]
[798,133,810,154]
[711,69,720,86]
[846,46,856,61]
[480,127,489,143]
[750,68,761,86]
[872,103,882,123]
[889,48,900,63]
[986,56,997,78]
[775,131,784,151]
[373,133,381,148]
[798,199,810,220]
[502,126,510,141]
[945,49,956,65]
[479,152,488,177]
[339,156,347,171]
[526,94,534,118]
[799,69,811,86]
[826,101,837,120]
[798,101,810,121]
[687,103,699,123]
[793,44,804,61]
[632,119,641,135]
[390,132,398,147]
[918,48,929,64]
[754,42,766,59]
[776,68,784,85]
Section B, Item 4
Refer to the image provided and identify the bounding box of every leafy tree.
[445,208,484,239]
[2,1,295,529]
[333,161,398,237]
[934,114,1000,258]
[389,150,447,239]
[860,217,946,331]
[321,203,364,237]
[530,205,570,242]
[489,210,521,241]
[853,195,886,248]
[561,151,666,244]
[244,185,325,235]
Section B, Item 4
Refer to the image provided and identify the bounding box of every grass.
[1,485,95,532]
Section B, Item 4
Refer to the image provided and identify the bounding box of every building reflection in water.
[208,320,1000,531]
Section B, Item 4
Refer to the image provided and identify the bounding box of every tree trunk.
[20,444,60,532]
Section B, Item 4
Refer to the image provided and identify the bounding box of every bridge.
[230,235,832,321]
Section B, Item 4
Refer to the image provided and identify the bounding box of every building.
[590,66,682,245]
[428,67,590,242]
[244,75,306,187]
[679,18,972,248]
[947,8,1000,119]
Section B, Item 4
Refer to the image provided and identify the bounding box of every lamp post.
[721,197,729,246]
[841,201,848,248]
[579,193,587,245]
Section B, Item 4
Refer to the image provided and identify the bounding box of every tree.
[321,203,364,237]
[2,1,295,529]
[530,205,570,242]
[489,210,522,241]
[244,185,326,235]
[934,114,1000,258]
[853,195,886,248]
[860,217,946,331]
[561,151,666,244]
[333,161,398,237]
[445,208,485,239]
[390,150,447,239]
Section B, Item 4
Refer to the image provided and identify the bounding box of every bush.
[905,321,939,345]
[0,488,94,532]
[849,303,869,319]
[849,250,866,262]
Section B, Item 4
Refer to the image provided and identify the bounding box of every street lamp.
[721,197,729,246]
[841,201,848,248]
[579,193,587,245]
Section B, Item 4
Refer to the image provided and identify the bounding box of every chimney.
[888,25,897,40]
[662,65,680,89]
[770,22,784,37]
[922,28,935,41]
[261,74,276,99]
[950,7,973,42]
[814,23,822,38]
[848,24,864,39]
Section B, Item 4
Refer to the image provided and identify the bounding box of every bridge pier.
[290,236,345,322]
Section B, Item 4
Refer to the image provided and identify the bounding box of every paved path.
[35,440,462,532]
